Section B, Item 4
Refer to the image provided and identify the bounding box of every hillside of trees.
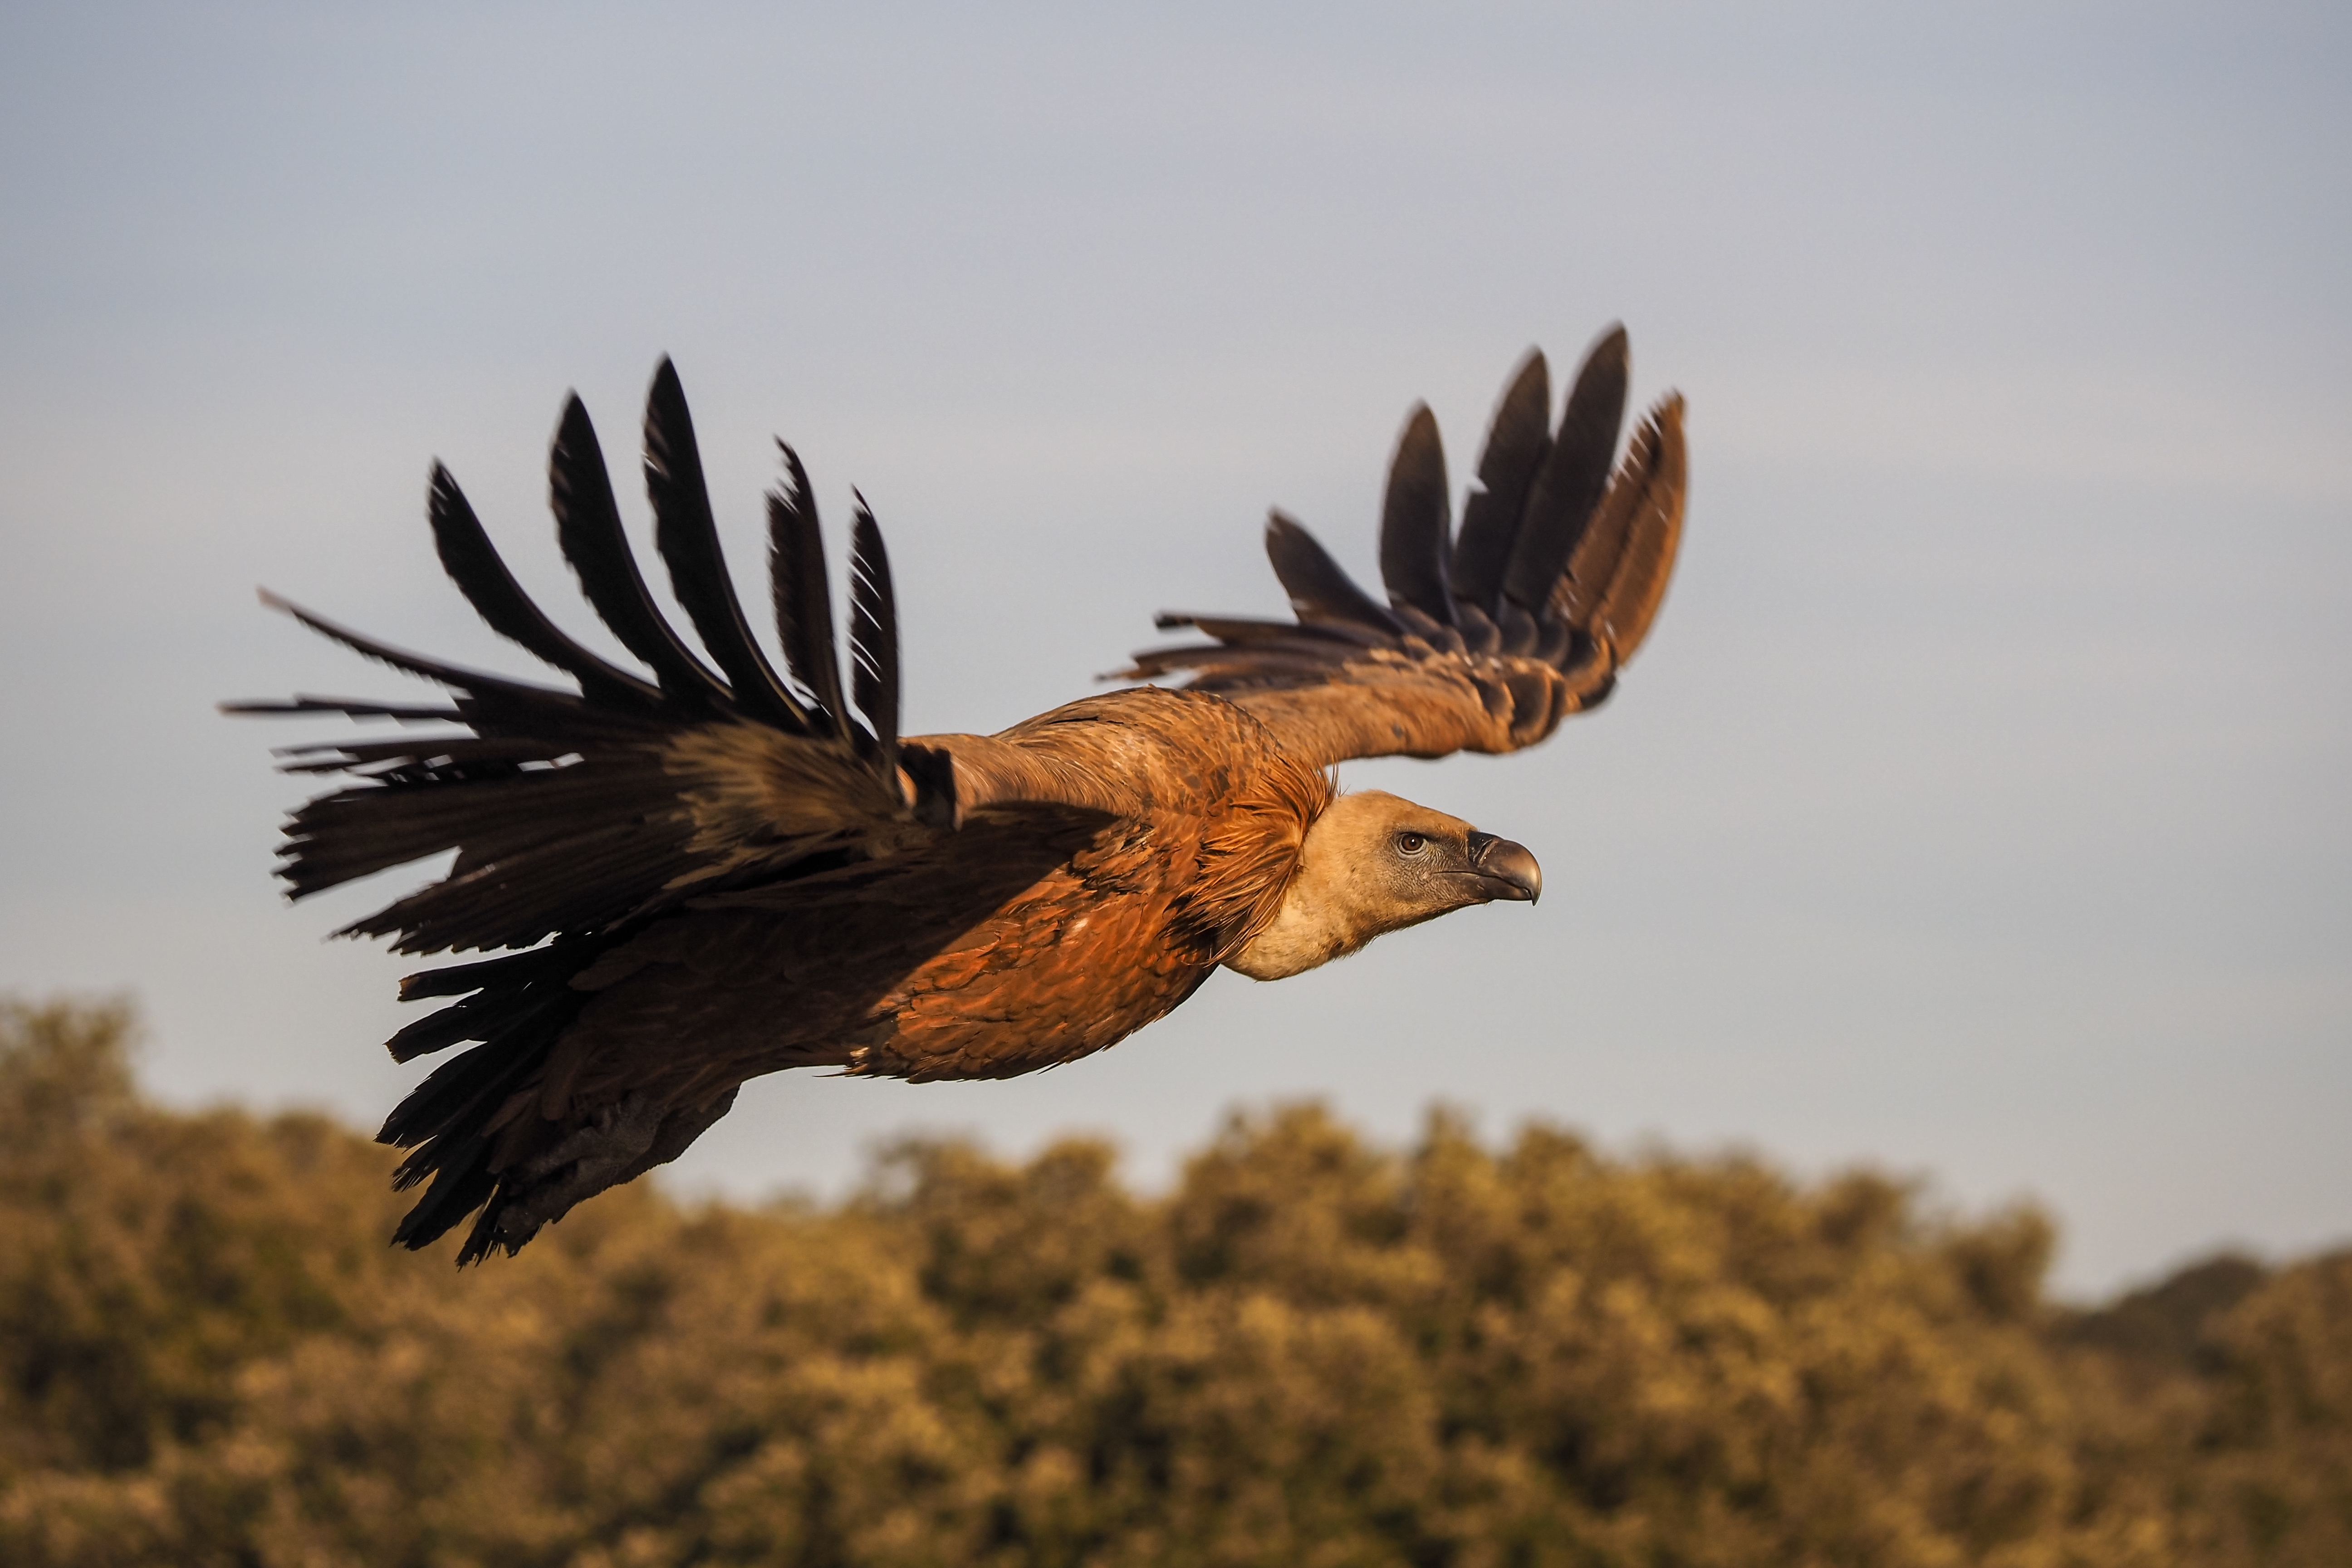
[2,995,2345,1567]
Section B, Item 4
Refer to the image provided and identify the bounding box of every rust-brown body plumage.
[235,328,1686,1260]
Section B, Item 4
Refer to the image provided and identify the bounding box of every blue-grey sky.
[3,2,2345,1295]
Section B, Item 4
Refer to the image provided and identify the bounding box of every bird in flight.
[234,326,1686,1262]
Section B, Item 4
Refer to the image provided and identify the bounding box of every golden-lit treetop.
[2,995,2346,1568]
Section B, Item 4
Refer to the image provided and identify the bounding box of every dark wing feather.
[1449,349,1551,612]
[847,495,900,771]
[1377,405,1455,624]
[245,372,937,961]
[767,442,855,741]
[642,359,809,731]
[238,359,1149,1264]
[1151,613,1390,648]
[426,466,664,708]
[1264,512,1404,633]
[1502,323,1628,610]
[549,395,737,712]
[1573,393,1687,661]
[1125,330,1686,768]
[246,590,604,710]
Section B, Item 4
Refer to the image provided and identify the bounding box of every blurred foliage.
[1,996,2345,1568]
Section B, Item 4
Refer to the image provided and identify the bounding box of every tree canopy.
[2,995,2344,1567]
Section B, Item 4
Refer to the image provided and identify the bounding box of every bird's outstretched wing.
[1125,326,1686,767]
[230,362,1103,1259]
[229,359,971,959]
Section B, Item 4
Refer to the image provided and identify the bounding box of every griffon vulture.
[234,326,1686,1262]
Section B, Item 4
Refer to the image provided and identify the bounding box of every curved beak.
[1462,831,1542,903]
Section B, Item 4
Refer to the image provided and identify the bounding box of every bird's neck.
[1223,811,1384,980]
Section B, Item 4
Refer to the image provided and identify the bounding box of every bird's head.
[1225,789,1540,981]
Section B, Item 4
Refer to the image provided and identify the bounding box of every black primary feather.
[1152,613,1388,648]
[548,394,736,712]
[250,591,585,709]
[847,495,900,772]
[221,695,459,722]
[1583,396,1687,663]
[1556,463,1640,632]
[1450,350,1551,613]
[1264,512,1403,633]
[1377,404,1455,625]
[1502,324,1628,610]
[767,442,854,742]
[642,359,808,731]
[1123,637,1351,678]
[425,465,664,709]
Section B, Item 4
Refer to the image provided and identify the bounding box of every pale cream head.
[1225,789,1541,981]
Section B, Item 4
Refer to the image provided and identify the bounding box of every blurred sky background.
[2,1,2345,1295]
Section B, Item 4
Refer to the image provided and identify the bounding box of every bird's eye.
[1396,832,1427,856]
